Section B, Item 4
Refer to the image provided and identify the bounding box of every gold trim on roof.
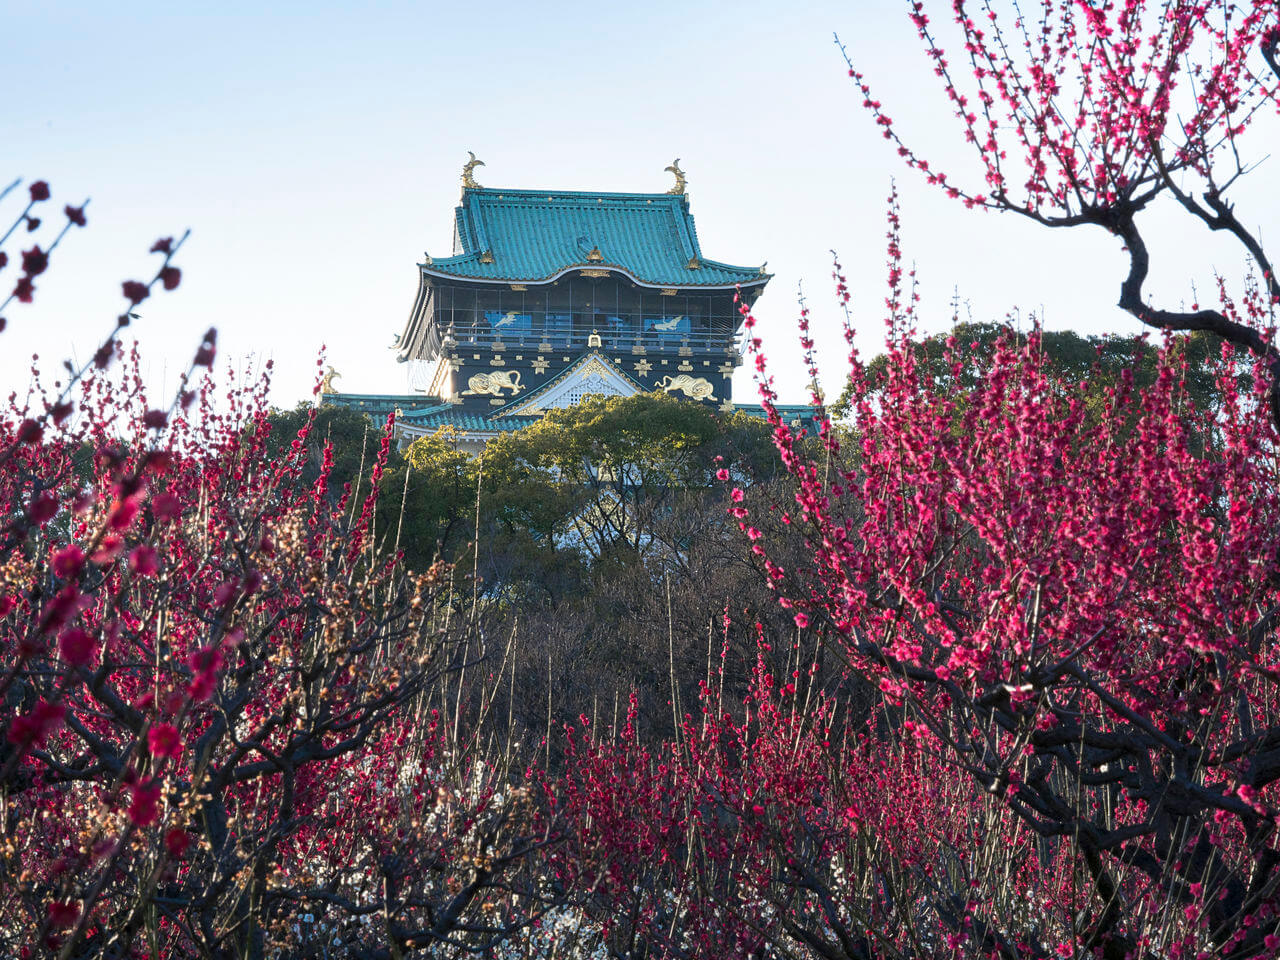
[320,366,341,394]
[665,159,687,195]
[461,151,485,190]
[586,246,604,262]
[580,268,609,278]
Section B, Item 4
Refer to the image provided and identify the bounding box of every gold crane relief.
[462,370,523,396]
[655,374,714,400]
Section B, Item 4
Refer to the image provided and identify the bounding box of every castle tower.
[326,158,773,449]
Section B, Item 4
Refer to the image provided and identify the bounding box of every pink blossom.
[151,491,181,520]
[58,627,97,667]
[128,780,162,827]
[92,533,124,564]
[46,901,78,929]
[129,545,160,577]
[52,544,85,579]
[147,724,183,760]
[107,498,140,531]
[7,699,65,748]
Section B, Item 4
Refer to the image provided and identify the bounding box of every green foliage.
[834,323,1225,416]
[479,394,777,563]
[382,426,476,568]
[386,394,780,580]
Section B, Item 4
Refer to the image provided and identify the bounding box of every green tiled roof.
[738,404,826,434]
[423,188,769,289]
[323,395,824,438]
[401,410,541,433]
[320,394,454,419]
[320,394,539,433]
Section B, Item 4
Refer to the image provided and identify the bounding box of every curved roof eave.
[418,261,770,291]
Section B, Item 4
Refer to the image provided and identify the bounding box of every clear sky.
[5,0,1278,409]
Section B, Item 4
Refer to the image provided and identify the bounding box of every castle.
[324,156,815,450]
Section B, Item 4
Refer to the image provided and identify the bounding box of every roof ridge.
[465,187,688,201]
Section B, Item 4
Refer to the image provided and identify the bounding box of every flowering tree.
[561,216,1280,956]
[0,180,560,959]
[722,173,1280,954]
[843,0,1280,417]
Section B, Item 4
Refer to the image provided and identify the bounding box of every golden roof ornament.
[320,365,342,395]
[586,246,604,262]
[664,159,687,195]
[461,151,485,190]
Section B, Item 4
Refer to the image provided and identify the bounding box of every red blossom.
[52,545,85,579]
[129,545,159,577]
[121,280,149,305]
[188,646,223,675]
[64,204,86,227]
[58,628,97,667]
[151,492,181,520]
[187,646,223,702]
[147,724,182,760]
[128,780,162,827]
[91,534,124,565]
[46,902,78,929]
[18,419,43,444]
[7,700,65,748]
[28,180,50,202]
[159,266,181,291]
[28,492,58,524]
[187,673,215,702]
[164,828,190,859]
[150,237,174,254]
[20,246,48,276]
[38,585,84,634]
[107,498,140,531]
[12,277,34,302]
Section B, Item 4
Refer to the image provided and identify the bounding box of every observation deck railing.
[443,320,742,355]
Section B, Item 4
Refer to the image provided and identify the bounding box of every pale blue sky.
[4,1,1277,408]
